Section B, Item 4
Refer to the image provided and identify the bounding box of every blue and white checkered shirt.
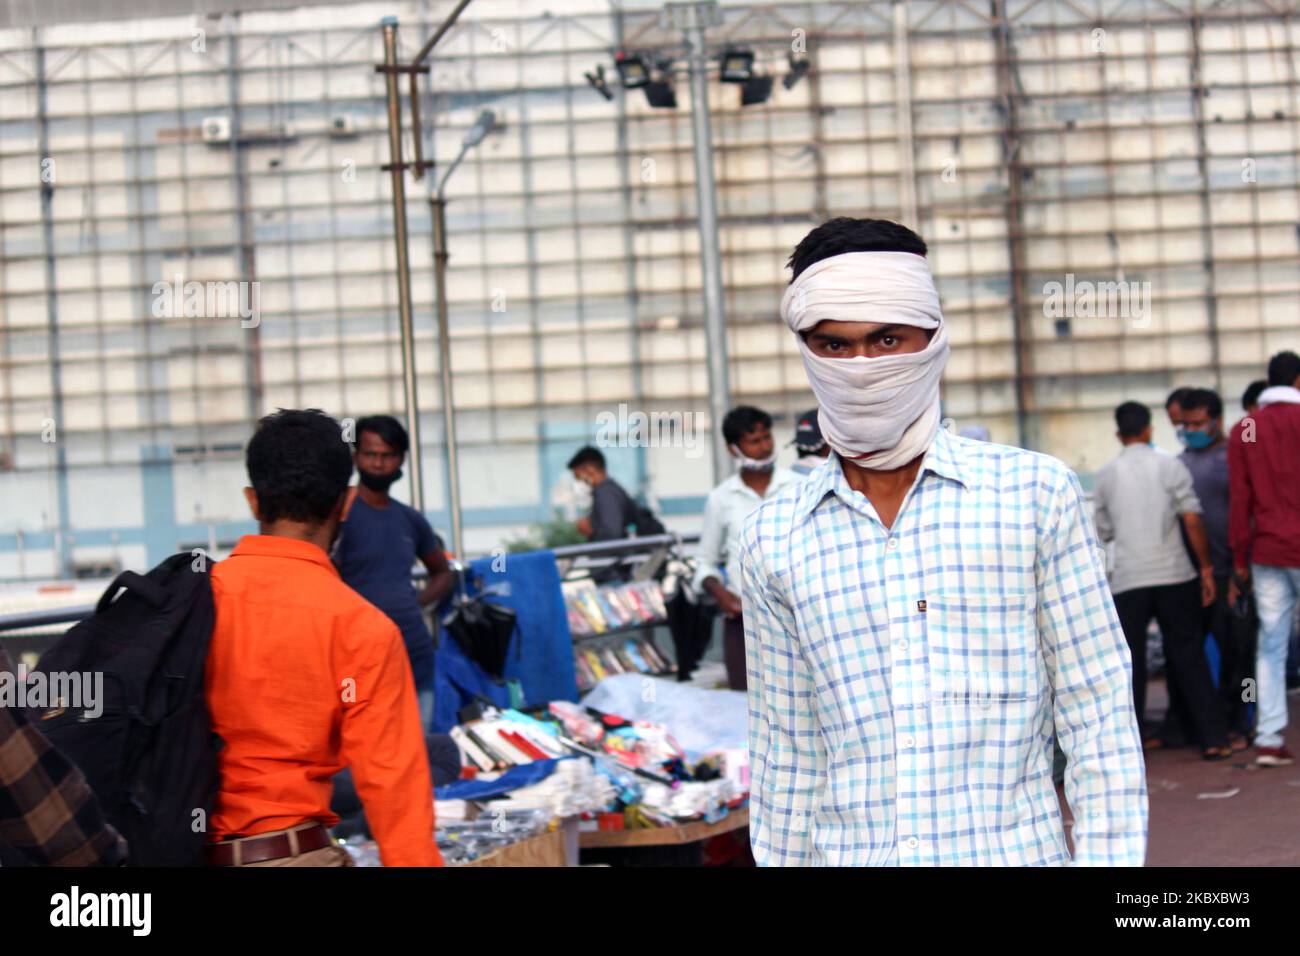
[740,427,1147,866]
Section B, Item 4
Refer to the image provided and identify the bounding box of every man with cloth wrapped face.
[739,218,1147,866]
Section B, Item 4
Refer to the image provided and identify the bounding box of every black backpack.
[29,552,219,866]
[631,501,666,537]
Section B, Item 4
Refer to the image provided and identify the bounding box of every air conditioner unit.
[201,116,231,143]
[329,114,357,137]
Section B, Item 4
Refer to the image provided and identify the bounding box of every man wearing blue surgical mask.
[1179,388,1254,747]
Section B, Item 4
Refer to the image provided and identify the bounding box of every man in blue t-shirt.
[334,415,455,727]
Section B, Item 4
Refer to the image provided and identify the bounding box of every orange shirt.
[205,534,441,866]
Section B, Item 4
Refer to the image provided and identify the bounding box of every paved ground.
[1138,680,1300,866]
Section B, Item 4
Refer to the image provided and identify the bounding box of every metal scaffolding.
[0,0,1297,571]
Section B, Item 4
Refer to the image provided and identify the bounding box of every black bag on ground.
[29,552,219,866]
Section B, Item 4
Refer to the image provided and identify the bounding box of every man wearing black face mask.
[334,415,455,727]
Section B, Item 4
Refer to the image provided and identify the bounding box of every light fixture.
[644,80,677,109]
[782,54,810,90]
[740,75,773,106]
[585,64,614,101]
[614,51,650,89]
[720,48,754,83]
[462,109,497,147]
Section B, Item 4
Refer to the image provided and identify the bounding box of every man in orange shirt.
[204,408,442,867]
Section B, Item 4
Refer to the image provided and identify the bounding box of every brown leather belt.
[206,824,334,867]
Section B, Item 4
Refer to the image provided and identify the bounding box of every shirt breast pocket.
[926,591,1037,703]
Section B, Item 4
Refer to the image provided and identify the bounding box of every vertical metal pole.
[34,33,72,578]
[430,192,464,557]
[380,18,425,511]
[228,18,265,423]
[893,1,918,227]
[680,4,732,484]
[1188,14,1223,393]
[991,0,1034,449]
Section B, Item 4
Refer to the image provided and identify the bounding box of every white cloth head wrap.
[779,251,949,469]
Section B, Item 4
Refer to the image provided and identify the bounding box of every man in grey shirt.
[1179,387,1253,742]
[568,446,663,541]
[1094,401,1231,759]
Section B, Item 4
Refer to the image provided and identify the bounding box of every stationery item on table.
[451,725,497,773]
[464,725,511,770]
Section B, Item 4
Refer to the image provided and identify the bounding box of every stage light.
[783,54,810,90]
[644,79,678,109]
[720,48,754,83]
[740,75,773,106]
[585,63,614,101]
[614,51,650,89]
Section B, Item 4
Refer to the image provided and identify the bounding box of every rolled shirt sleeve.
[1037,468,1148,866]
[1164,456,1202,515]
[337,614,442,867]
[691,487,729,593]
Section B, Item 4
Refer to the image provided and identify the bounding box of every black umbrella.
[442,593,518,680]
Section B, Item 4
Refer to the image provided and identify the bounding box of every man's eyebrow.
[807,325,903,342]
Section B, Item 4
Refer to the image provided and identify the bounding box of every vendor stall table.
[457,828,568,867]
[578,807,748,849]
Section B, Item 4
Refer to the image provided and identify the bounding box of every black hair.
[722,406,773,445]
[246,409,353,525]
[567,445,606,471]
[1179,387,1222,420]
[1115,401,1152,438]
[787,217,927,281]
[1165,386,1193,410]
[1267,351,1300,388]
[1241,379,1267,411]
[355,414,410,455]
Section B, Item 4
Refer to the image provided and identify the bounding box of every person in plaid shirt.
[0,644,127,866]
[742,219,1146,866]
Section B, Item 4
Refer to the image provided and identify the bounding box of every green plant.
[500,512,587,553]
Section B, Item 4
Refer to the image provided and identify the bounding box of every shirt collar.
[228,534,339,575]
[720,468,797,498]
[793,426,973,526]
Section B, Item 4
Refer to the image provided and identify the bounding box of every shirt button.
[887,537,899,551]
[896,638,909,651]
[904,836,919,850]
[900,734,916,749]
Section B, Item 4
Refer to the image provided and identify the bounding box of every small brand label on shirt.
[917,600,927,613]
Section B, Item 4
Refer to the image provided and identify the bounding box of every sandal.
[1228,734,1250,752]
[1202,746,1233,761]
[1142,737,1166,751]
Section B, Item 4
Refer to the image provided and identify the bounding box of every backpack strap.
[96,570,169,614]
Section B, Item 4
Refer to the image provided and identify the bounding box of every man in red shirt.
[1228,351,1300,767]
[205,408,442,866]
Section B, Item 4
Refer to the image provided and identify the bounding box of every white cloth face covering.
[727,444,777,472]
[778,250,950,469]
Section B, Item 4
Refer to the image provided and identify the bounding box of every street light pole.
[430,183,460,558]
[431,112,496,559]
[376,2,474,525]
[669,1,732,484]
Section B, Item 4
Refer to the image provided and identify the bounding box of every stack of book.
[573,637,674,692]
[563,579,668,636]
